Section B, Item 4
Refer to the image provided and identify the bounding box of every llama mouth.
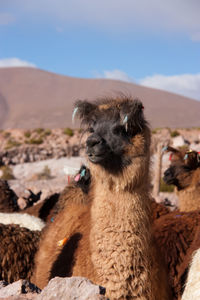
[87,153,106,163]
[163,176,174,185]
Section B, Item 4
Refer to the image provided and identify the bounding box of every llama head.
[163,165,190,190]
[163,149,200,190]
[163,146,200,168]
[73,96,150,176]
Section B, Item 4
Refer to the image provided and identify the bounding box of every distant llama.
[163,147,200,211]
[33,97,171,300]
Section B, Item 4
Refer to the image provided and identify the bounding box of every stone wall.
[0,144,84,166]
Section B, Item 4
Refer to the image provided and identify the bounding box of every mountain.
[0,67,199,129]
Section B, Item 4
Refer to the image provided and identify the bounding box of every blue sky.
[0,0,200,100]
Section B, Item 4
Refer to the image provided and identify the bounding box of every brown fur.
[0,180,18,212]
[163,147,200,212]
[0,223,41,283]
[151,199,170,221]
[164,146,188,165]
[55,173,199,299]
[177,225,200,299]
[23,193,59,223]
[33,97,171,300]
[178,168,200,212]
[23,165,90,222]
[153,210,200,299]
[23,185,88,224]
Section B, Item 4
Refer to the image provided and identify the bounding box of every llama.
[51,165,91,218]
[0,223,41,283]
[0,212,45,282]
[33,97,171,299]
[46,165,199,299]
[23,165,90,222]
[153,210,200,299]
[163,148,200,211]
[22,193,60,223]
[0,179,43,213]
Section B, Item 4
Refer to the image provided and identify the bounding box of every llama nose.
[86,135,102,148]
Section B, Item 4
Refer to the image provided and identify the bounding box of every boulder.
[0,280,40,299]
[36,277,107,300]
[172,135,186,148]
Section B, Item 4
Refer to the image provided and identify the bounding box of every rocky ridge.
[0,128,86,166]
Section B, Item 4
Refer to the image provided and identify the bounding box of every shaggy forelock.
[75,96,147,138]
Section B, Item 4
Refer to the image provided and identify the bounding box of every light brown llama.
[32,97,171,300]
[163,147,200,211]
[177,168,200,212]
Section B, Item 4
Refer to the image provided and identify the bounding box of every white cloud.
[139,73,200,101]
[0,58,36,68]
[0,13,15,25]
[98,69,200,100]
[6,0,200,39]
[97,69,132,82]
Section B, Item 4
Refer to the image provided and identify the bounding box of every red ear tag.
[169,153,173,161]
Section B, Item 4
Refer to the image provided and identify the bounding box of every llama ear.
[73,100,98,124]
[121,99,146,133]
[162,146,179,154]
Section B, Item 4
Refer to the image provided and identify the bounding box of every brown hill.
[0,67,199,129]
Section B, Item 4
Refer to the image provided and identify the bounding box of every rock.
[36,277,106,300]
[0,143,84,166]
[172,135,186,148]
[0,280,40,298]
[0,281,8,289]
[17,198,27,210]
[189,142,200,152]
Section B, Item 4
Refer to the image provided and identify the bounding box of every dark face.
[74,97,147,173]
[86,118,131,173]
[163,166,179,186]
[163,165,192,190]
[74,165,91,194]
